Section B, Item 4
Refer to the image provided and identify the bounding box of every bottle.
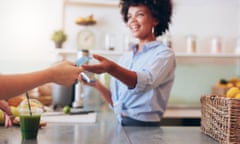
[186,35,196,53]
[211,36,221,54]
[105,33,116,51]
[72,50,90,108]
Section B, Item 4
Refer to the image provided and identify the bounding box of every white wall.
[238,0,240,35]
[0,0,240,73]
[170,0,239,53]
[0,0,63,73]
[63,4,129,52]
[63,0,240,53]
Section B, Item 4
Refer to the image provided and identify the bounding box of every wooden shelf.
[64,0,119,7]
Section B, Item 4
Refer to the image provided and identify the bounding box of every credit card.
[81,71,96,83]
[75,56,91,67]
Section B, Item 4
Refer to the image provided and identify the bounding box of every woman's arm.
[82,54,137,88]
[78,76,113,106]
[0,61,82,99]
[94,80,113,106]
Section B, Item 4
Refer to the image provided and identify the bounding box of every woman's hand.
[81,54,115,74]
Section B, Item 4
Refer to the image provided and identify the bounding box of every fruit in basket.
[235,93,240,99]
[216,79,229,88]
[219,79,228,85]
[226,87,240,98]
[229,77,239,84]
[75,15,96,25]
[236,81,240,87]
[75,17,85,23]
[227,83,234,88]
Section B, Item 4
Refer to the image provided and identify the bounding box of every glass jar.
[105,33,116,51]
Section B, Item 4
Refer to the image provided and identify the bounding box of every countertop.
[0,112,217,144]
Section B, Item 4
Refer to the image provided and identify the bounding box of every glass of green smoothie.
[18,99,43,140]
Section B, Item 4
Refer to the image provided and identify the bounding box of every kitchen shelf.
[54,49,240,64]
[55,49,126,56]
[64,0,119,7]
[54,49,127,61]
[176,53,240,58]
[55,49,240,58]
[176,53,240,65]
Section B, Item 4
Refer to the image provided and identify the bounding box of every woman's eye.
[136,13,144,17]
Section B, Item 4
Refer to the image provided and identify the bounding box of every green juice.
[20,115,41,139]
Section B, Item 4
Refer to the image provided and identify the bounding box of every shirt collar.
[131,41,161,53]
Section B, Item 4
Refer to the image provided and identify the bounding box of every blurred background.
[1,0,240,108]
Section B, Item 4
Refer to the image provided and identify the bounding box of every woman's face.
[127,5,158,41]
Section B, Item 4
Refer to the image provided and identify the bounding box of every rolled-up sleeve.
[128,49,175,94]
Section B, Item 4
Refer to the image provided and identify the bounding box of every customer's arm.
[0,61,82,99]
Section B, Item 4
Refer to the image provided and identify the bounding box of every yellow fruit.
[0,110,4,123]
[227,83,234,88]
[10,106,19,117]
[216,83,227,88]
[76,17,85,23]
[235,81,240,87]
[226,87,240,98]
[229,77,239,83]
[235,93,240,99]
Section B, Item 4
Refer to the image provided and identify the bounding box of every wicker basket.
[200,95,240,144]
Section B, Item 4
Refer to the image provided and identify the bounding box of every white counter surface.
[164,108,201,118]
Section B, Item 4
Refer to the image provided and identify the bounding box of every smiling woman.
[79,0,175,127]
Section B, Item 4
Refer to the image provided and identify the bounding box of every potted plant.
[51,30,67,48]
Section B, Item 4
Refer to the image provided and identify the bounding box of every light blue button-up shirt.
[111,41,176,122]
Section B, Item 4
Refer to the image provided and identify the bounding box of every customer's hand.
[0,100,13,128]
[50,61,83,86]
[81,54,115,74]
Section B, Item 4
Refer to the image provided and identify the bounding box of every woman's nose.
[128,16,137,23]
